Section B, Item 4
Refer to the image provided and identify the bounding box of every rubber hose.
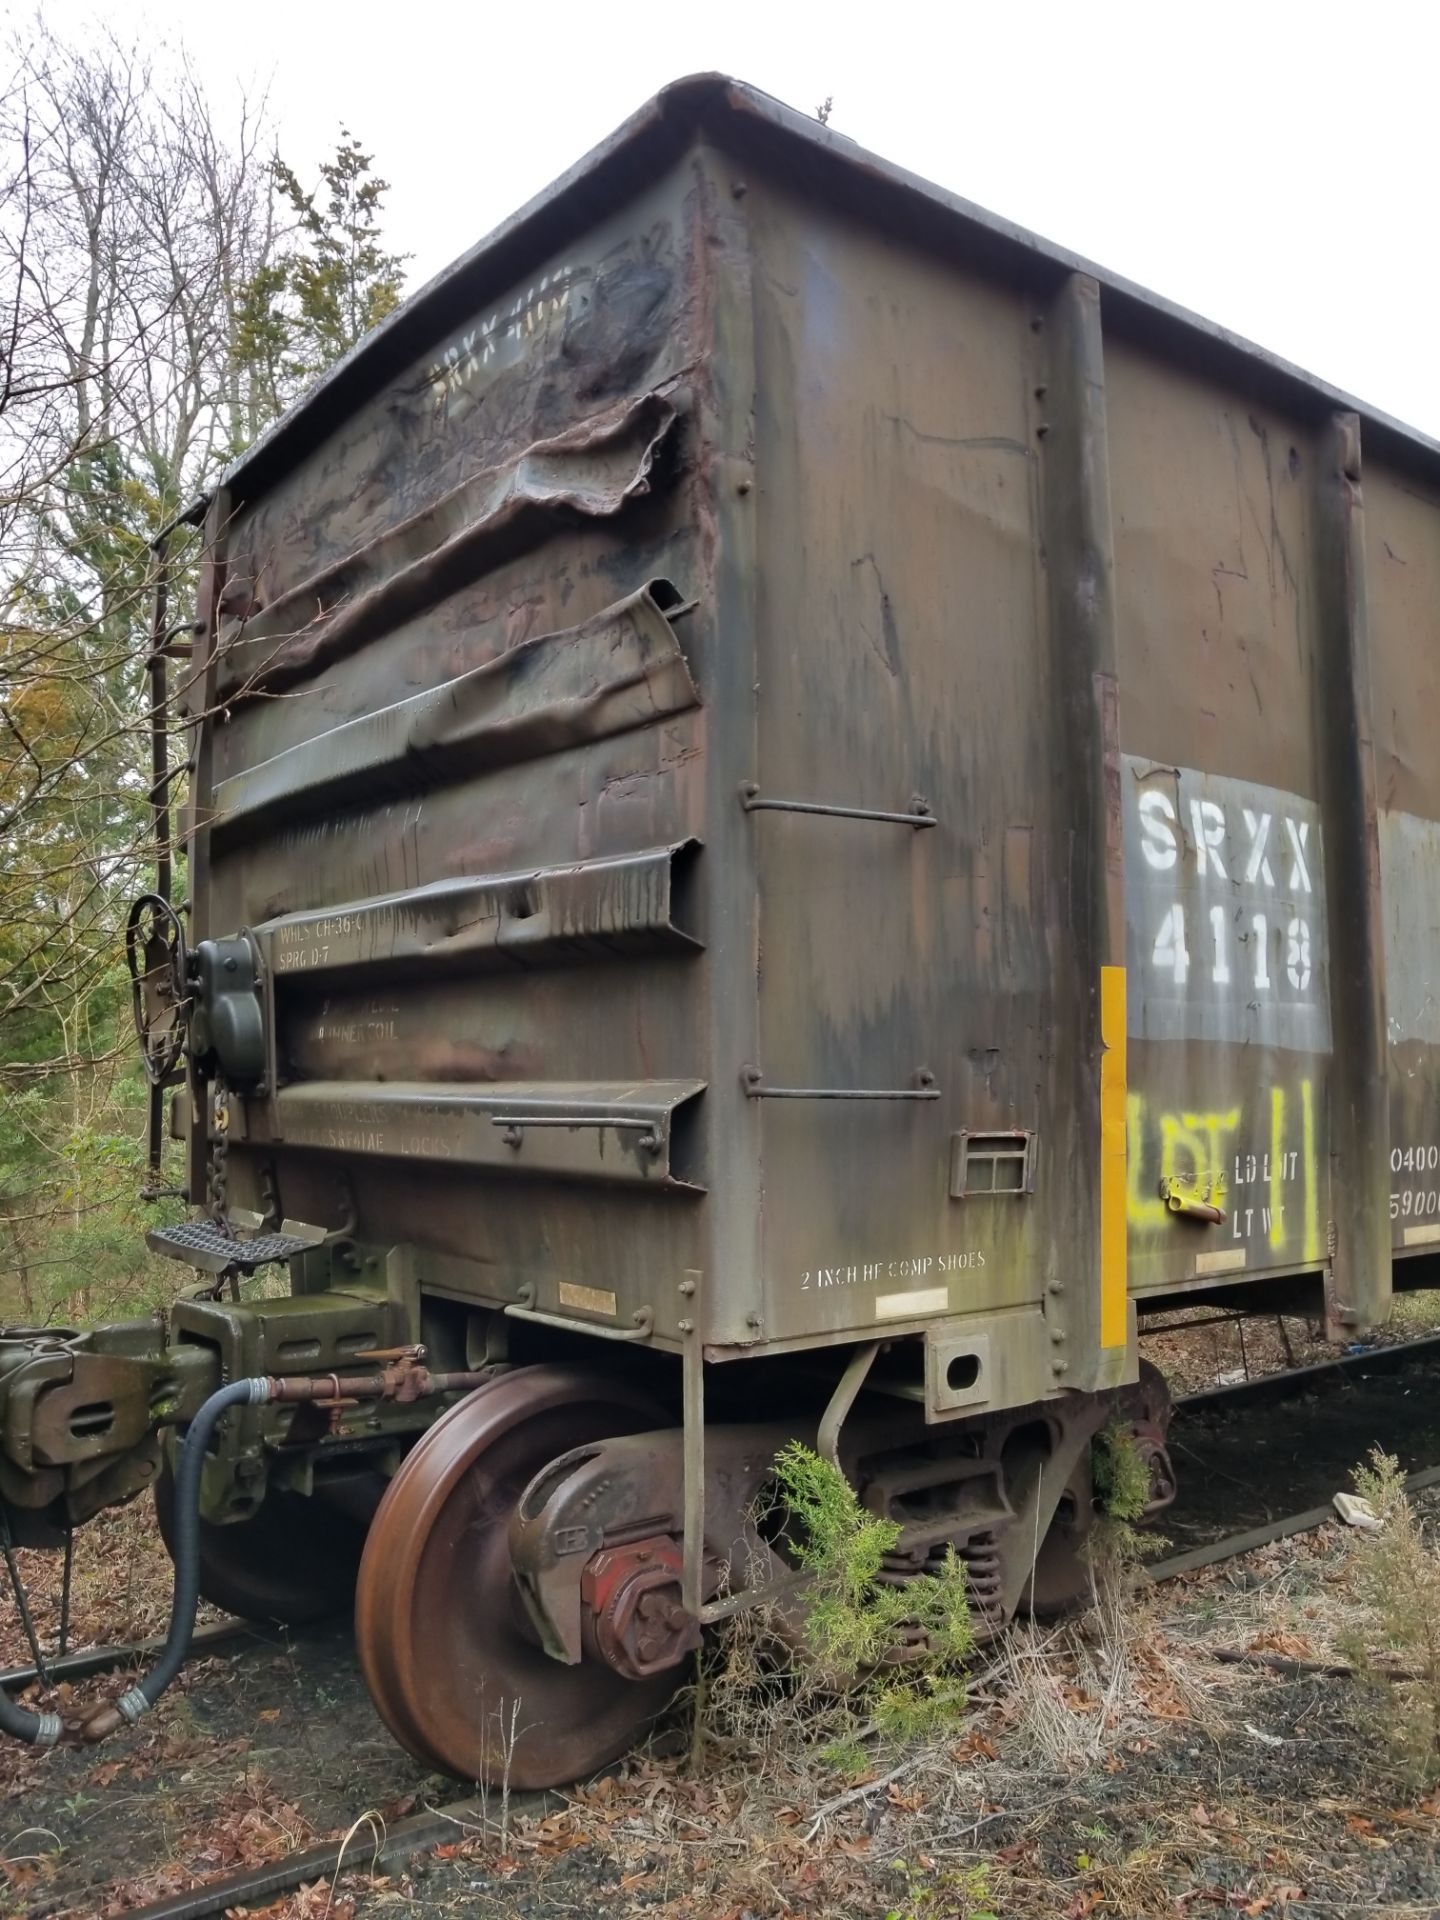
[109,1377,272,1729]
[0,1376,271,1746]
[0,1608,62,1748]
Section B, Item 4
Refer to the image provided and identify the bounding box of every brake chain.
[206,1072,235,1239]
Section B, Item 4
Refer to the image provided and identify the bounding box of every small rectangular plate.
[876,1286,949,1320]
[558,1281,618,1317]
[1194,1249,1247,1274]
[1403,1223,1440,1248]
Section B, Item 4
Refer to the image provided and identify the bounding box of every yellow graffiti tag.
[1126,1094,1166,1227]
[1128,1097,1240,1225]
[1127,1081,1320,1262]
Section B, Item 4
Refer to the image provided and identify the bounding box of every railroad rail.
[0,1614,256,1696]
[1146,1326,1440,1577]
[105,1451,1440,1920]
[1169,1323,1440,1416]
[108,1794,519,1920]
[1147,1458,1440,1582]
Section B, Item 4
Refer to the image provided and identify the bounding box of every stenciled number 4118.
[1150,903,1312,992]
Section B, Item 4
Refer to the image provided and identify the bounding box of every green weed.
[696,1444,976,1771]
[1088,1420,1167,1575]
[887,1856,997,1920]
[1339,1447,1440,1785]
[771,1440,975,1680]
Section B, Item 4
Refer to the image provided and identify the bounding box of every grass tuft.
[1339,1448,1440,1786]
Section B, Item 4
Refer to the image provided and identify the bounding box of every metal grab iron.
[738,781,937,828]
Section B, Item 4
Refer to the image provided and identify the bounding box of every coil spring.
[956,1530,1004,1629]
[877,1527,1007,1634]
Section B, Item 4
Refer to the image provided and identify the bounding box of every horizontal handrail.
[739,782,935,828]
[741,1066,938,1101]
[491,1113,662,1153]
[503,1286,654,1342]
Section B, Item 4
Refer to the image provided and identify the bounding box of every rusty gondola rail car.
[5,72,1440,1787]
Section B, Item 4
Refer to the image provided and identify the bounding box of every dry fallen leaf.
[1247,1631,1314,1660]
[1139,1682,1190,1720]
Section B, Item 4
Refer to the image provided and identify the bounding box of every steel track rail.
[119,1792,551,1920]
[119,1429,1440,1920]
[1148,1458,1440,1582]
[0,1613,258,1695]
[1145,1326,1440,1578]
[1170,1326,1440,1420]
[117,1425,1440,1920]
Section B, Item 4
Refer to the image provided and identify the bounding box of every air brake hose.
[0,1377,273,1748]
[4,1354,482,1746]
[0,1643,63,1749]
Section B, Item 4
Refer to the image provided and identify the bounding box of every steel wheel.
[355,1366,679,1788]
[1023,1512,1095,1617]
[154,1461,374,1624]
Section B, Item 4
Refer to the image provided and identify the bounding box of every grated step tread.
[146,1219,316,1275]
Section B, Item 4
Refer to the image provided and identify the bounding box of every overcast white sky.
[30,0,1440,439]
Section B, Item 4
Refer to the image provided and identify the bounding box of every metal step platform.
[145,1219,317,1277]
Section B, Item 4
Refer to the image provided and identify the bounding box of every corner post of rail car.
[1312,412,1391,1335]
[181,486,232,1209]
[141,527,177,1191]
[680,1270,704,1620]
[1037,271,1136,1395]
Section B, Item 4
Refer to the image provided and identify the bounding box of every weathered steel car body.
[195,69,1436,1371]
[3,73,1438,1785]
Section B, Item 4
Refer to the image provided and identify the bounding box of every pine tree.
[249,133,408,404]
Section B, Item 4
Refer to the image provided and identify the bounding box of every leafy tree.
[0,31,405,1323]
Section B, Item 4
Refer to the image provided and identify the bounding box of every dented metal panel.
[213,396,679,704]
[212,582,698,834]
[255,1079,705,1186]
[256,842,700,979]
[175,74,1440,1418]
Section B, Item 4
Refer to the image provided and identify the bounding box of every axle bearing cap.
[580,1537,698,1682]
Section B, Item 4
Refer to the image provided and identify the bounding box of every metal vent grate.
[950,1130,1035,1199]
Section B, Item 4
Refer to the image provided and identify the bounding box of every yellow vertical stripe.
[1301,1077,1320,1265]
[1099,965,1128,1348]
[1269,1086,1286,1250]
